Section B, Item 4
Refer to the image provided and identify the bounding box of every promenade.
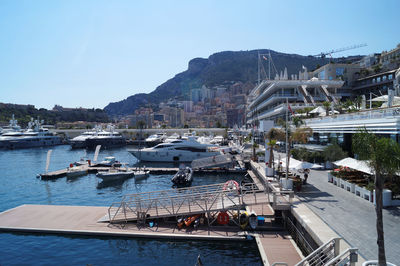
[264,152,400,263]
[298,168,400,263]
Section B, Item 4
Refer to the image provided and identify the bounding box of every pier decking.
[0,204,303,265]
[39,165,246,180]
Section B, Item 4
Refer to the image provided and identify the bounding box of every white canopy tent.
[309,106,326,114]
[333,157,373,175]
[276,157,323,170]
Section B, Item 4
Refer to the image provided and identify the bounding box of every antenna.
[313,43,367,59]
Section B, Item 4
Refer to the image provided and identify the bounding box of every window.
[336,67,345,76]
[377,77,381,82]
[388,74,393,80]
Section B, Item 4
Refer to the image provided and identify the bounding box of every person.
[303,169,309,184]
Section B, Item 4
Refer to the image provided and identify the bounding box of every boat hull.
[85,138,126,149]
[96,171,134,181]
[129,150,220,162]
[0,137,62,149]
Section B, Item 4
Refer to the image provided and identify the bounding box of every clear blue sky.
[0,0,399,109]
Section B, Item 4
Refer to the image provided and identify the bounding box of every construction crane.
[313,43,367,59]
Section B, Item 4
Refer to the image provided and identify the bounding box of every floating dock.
[39,165,246,180]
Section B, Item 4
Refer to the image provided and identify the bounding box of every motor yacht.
[128,136,221,162]
[69,126,101,149]
[164,133,180,143]
[85,125,126,149]
[145,132,167,147]
[0,114,22,135]
[0,119,62,149]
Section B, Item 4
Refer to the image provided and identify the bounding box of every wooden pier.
[39,165,246,180]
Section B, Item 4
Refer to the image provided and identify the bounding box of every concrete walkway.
[297,168,400,263]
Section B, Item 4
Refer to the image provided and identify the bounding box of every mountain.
[104,49,332,117]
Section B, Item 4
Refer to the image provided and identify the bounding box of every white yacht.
[69,126,101,149]
[0,119,62,149]
[164,133,180,143]
[0,114,22,135]
[85,125,126,149]
[145,132,167,147]
[128,137,221,162]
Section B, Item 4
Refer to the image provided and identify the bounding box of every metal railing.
[325,248,358,266]
[295,237,340,266]
[285,216,314,256]
[107,182,266,223]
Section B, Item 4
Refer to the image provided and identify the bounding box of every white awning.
[276,157,323,170]
[333,157,373,175]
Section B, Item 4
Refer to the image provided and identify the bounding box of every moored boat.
[66,165,88,178]
[171,166,193,186]
[96,165,134,181]
[128,137,220,162]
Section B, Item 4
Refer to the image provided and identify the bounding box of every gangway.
[191,154,233,169]
[105,182,267,224]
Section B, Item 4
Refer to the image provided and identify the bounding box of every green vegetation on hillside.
[0,104,110,126]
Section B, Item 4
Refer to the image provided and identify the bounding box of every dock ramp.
[104,182,268,224]
[191,154,233,169]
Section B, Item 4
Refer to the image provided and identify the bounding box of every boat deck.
[0,204,302,265]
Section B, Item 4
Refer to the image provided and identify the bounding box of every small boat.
[96,165,134,181]
[66,165,87,178]
[133,167,150,179]
[239,211,249,229]
[171,166,193,186]
[97,156,121,167]
[248,211,258,230]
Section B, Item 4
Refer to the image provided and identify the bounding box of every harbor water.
[0,145,262,265]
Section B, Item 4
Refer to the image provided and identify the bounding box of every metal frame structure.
[107,182,268,225]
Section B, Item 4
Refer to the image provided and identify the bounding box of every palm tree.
[265,128,283,172]
[276,118,312,179]
[353,129,400,265]
[322,101,331,116]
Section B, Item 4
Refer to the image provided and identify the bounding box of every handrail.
[325,248,358,266]
[107,182,265,223]
[295,237,340,266]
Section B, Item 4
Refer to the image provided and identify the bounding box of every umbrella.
[333,157,373,175]
[309,106,326,114]
[370,95,400,102]
[275,158,323,170]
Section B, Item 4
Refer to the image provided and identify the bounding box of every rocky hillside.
[104,49,331,117]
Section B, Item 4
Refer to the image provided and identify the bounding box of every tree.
[353,129,400,265]
[265,128,284,169]
[322,144,347,162]
[322,101,331,116]
[276,118,312,178]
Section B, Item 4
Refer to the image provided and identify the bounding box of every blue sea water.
[0,145,262,265]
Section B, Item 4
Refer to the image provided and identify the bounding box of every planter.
[355,184,372,202]
[280,178,293,190]
[342,180,355,193]
[337,177,343,188]
[328,172,333,183]
[373,189,392,207]
[332,175,338,186]
[265,167,274,177]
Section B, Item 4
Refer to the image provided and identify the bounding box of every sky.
[0,0,399,109]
